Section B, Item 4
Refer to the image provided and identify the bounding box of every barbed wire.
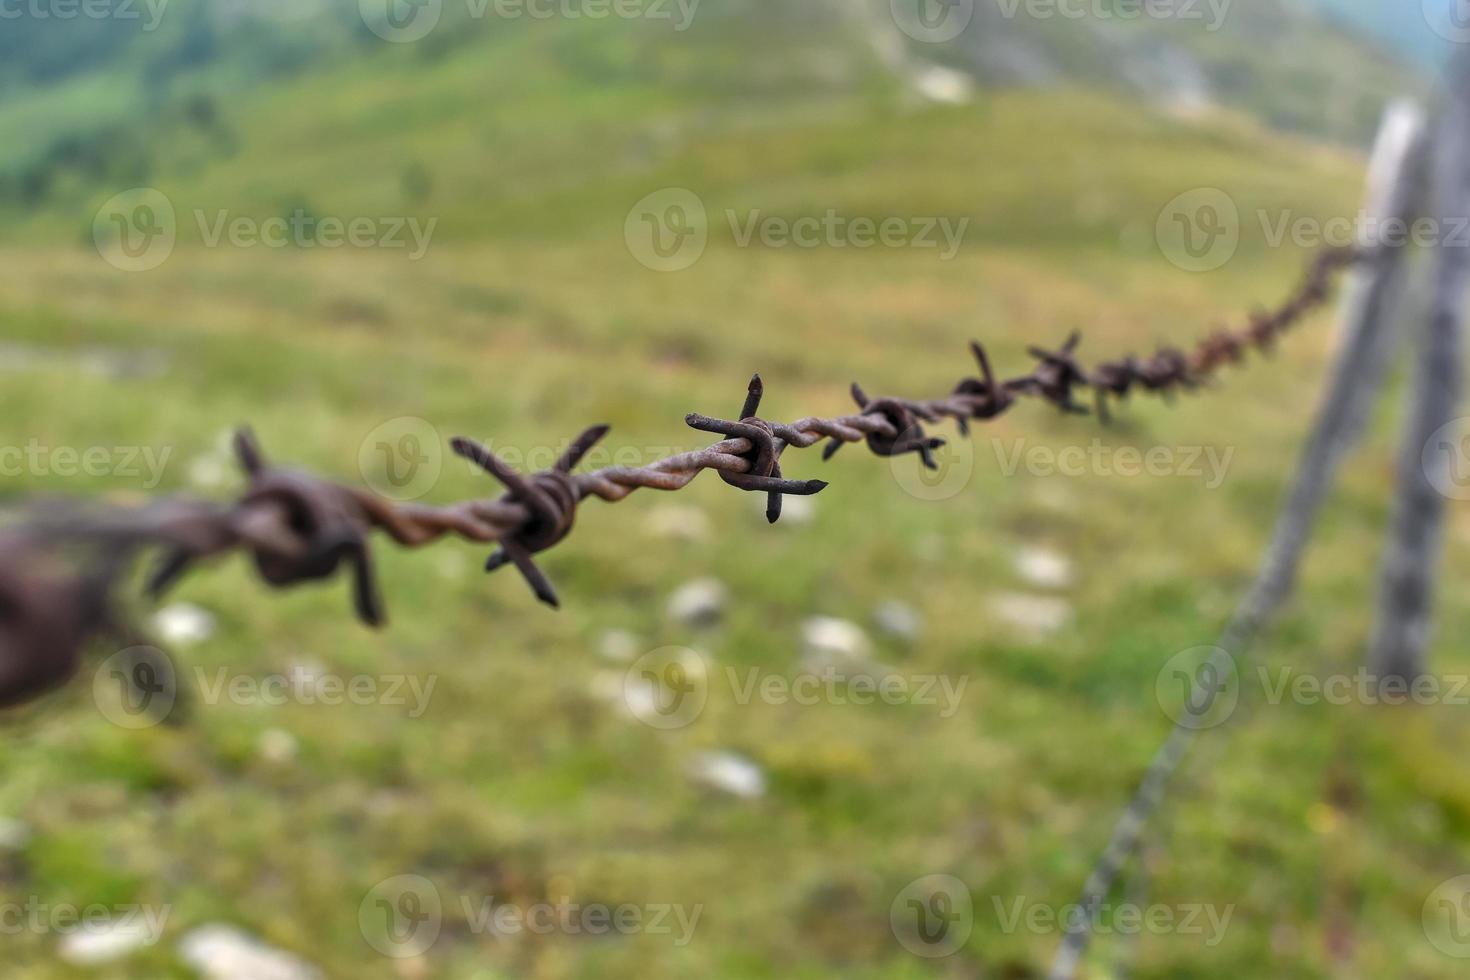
[0,246,1360,708]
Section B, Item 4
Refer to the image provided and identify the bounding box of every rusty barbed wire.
[0,246,1361,708]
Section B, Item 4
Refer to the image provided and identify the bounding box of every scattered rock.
[0,341,168,381]
[873,601,920,643]
[801,617,873,662]
[179,925,321,980]
[988,593,1073,638]
[0,816,29,851]
[151,603,216,646]
[688,751,766,799]
[187,430,240,491]
[912,64,974,105]
[596,629,641,664]
[1034,483,1078,513]
[1013,547,1074,590]
[588,669,625,706]
[187,454,231,491]
[59,915,161,965]
[759,494,815,526]
[666,579,727,629]
[914,533,945,562]
[644,504,711,543]
[434,550,468,580]
[256,729,298,765]
[800,617,889,681]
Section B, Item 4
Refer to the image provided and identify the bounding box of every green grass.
[1,26,1469,980]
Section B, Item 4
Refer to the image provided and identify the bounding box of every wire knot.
[1013,331,1091,415]
[233,429,389,625]
[0,539,108,708]
[450,425,609,608]
[949,340,1018,434]
[1134,347,1196,400]
[827,383,946,470]
[686,374,828,524]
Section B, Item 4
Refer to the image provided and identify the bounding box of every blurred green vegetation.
[0,5,1468,980]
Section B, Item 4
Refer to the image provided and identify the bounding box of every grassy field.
[2,15,1470,979]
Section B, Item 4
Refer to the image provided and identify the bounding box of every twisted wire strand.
[0,247,1361,706]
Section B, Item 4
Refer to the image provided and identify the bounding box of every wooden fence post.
[1369,52,1470,684]
[1049,98,1430,980]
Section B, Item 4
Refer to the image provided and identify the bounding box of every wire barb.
[0,247,1360,708]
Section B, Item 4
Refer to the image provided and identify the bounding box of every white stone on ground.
[873,601,920,643]
[644,503,711,542]
[801,617,873,661]
[759,494,815,526]
[1013,546,1074,590]
[151,603,216,646]
[688,751,766,799]
[666,579,727,628]
[800,616,888,679]
[0,816,30,851]
[58,916,161,966]
[179,925,321,980]
[596,629,641,663]
[912,64,974,105]
[988,593,1073,638]
[256,729,298,764]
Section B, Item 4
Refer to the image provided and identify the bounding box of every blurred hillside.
[0,0,1436,234]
